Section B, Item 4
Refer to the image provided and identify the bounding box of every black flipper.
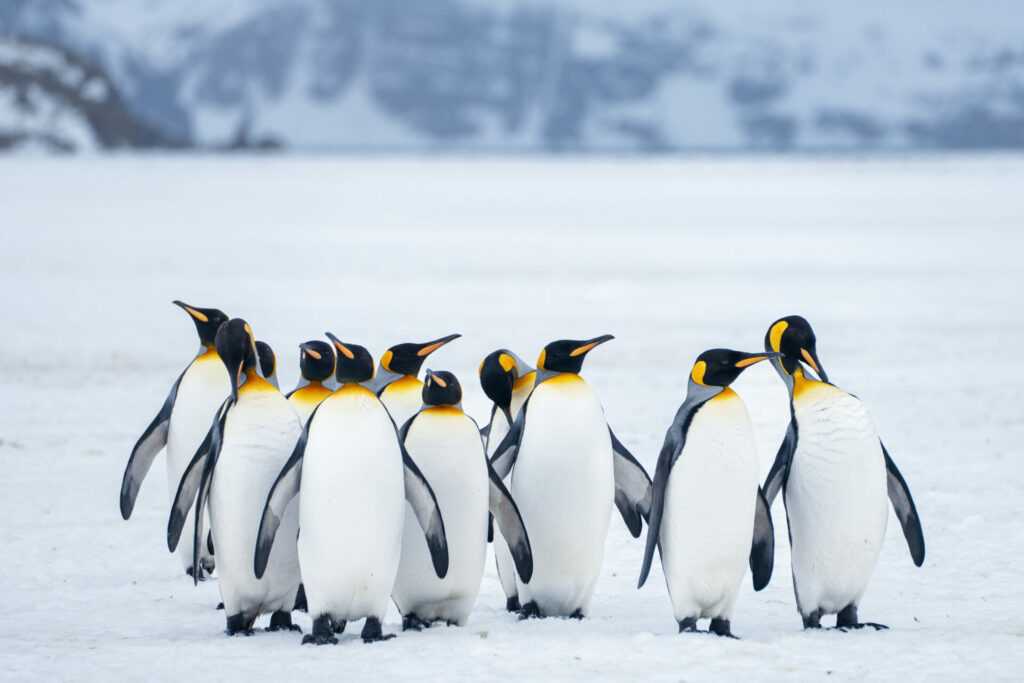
[749,486,774,590]
[487,462,533,583]
[401,442,449,579]
[191,402,229,585]
[167,415,218,552]
[609,427,652,537]
[763,419,797,506]
[119,370,184,519]
[489,403,527,479]
[881,441,925,567]
[479,422,490,441]
[253,410,316,579]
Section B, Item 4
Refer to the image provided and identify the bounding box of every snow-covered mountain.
[2,0,1023,151]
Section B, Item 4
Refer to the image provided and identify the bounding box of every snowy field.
[1,154,1022,681]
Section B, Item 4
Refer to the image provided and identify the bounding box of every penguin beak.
[172,300,209,323]
[227,355,244,403]
[735,351,783,368]
[570,334,614,357]
[800,347,828,383]
[416,333,461,357]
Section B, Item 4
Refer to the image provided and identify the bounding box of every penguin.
[253,333,450,645]
[762,315,925,630]
[119,300,227,579]
[363,334,461,426]
[478,350,536,612]
[167,319,303,635]
[393,370,533,630]
[489,336,652,618]
[255,340,280,390]
[637,349,778,638]
[286,340,336,423]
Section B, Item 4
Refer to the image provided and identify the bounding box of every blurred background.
[2,0,1023,153]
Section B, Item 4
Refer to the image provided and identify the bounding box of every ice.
[0,155,1022,680]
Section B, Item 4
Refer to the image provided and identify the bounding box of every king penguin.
[479,350,535,612]
[255,340,280,390]
[254,333,450,645]
[120,300,227,579]
[166,319,303,635]
[393,370,533,630]
[637,349,778,638]
[286,340,336,423]
[763,315,925,629]
[363,334,461,426]
[489,336,652,618]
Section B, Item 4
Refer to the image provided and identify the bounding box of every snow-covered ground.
[0,155,1022,681]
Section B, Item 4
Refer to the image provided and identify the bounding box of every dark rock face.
[2,0,1024,152]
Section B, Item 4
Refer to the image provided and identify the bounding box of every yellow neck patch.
[334,382,375,399]
[791,367,823,400]
[544,372,583,387]
[239,370,274,394]
[690,361,708,386]
[536,349,547,371]
[712,386,738,402]
[513,371,536,392]
[195,346,218,362]
[424,405,463,416]
[385,374,423,394]
[769,320,789,353]
[290,382,332,406]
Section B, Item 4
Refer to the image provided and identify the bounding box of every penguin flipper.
[254,409,317,579]
[638,427,686,588]
[609,427,652,537]
[489,403,527,479]
[119,371,184,520]
[191,403,229,585]
[487,462,533,583]
[749,486,775,591]
[479,422,491,440]
[401,445,449,579]
[763,420,797,506]
[881,441,925,567]
[167,407,221,552]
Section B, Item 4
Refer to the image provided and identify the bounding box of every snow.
[0,154,1022,680]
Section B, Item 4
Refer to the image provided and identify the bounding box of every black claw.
[505,596,521,613]
[709,618,738,639]
[303,615,338,645]
[802,609,824,629]
[216,602,224,610]
[518,601,542,620]
[267,610,302,633]
[361,616,394,643]
[225,613,255,636]
[402,614,431,632]
[569,609,585,620]
[678,617,699,633]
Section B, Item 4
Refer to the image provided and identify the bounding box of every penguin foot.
[709,618,738,639]
[518,601,542,620]
[225,613,255,636]
[302,616,338,645]
[185,566,209,582]
[678,617,699,633]
[216,602,224,610]
[505,596,521,613]
[361,617,395,643]
[267,610,302,633]
[802,609,824,629]
[568,609,585,620]
[332,618,346,634]
[200,557,215,576]
[836,605,888,631]
[293,584,308,613]
[402,615,432,632]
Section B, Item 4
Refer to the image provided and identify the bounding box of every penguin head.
[380,334,461,377]
[423,369,462,406]
[255,341,277,385]
[479,349,533,421]
[326,333,375,384]
[173,300,228,347]
[537,335,614,374]
[215,318,258,401]
[765,315,828,384]
[689,348,782,388]
[298,340,336,383]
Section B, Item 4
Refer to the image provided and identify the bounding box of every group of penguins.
[120,301,926,645]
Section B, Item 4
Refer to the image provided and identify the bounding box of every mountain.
[2,0,1023,152]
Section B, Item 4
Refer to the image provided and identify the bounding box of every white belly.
[659,391,758,621]
[165,354,228,571]
[786,381,888,615]
[486,409,519,599]
[511,375,613,616]
[298,388,406,622]
[209,387,302,619]
[392,408,488,624]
